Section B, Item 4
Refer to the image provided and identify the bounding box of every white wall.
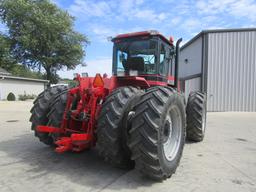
[184,77,201,101]
[0,79,46,100]
[180,36,203,78]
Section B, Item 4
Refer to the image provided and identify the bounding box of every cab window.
[114,39,158,74]
[159,43,168,75]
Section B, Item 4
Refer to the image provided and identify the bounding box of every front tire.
[128,86,186,180]
[186,91,207,142]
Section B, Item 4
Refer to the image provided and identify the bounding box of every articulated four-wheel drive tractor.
[30,31,207,181]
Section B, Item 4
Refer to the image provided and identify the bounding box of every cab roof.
[112,30,174,46]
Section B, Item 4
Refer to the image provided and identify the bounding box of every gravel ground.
[0,101,255,192]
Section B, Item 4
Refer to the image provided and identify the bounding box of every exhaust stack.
[174,38,182,88]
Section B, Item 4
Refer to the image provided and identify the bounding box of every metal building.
[180,28,256,112]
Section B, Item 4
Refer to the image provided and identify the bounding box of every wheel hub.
[163,118,172,143]
[162,106,182,162]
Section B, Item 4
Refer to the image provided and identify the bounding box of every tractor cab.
[112,30,179,86]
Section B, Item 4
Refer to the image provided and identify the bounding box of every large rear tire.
[47,89,68,130]
[186,91,207,142]
[30,85,67,145]
[128,86,186,180]
[96,86,143,168]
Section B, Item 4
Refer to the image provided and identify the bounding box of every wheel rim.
[202,101,206,133]
[162,106,182,162]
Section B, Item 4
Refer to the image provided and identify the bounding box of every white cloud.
[117,0,167,22]
[203,15,218,23]
[68,0,170,42]
[119,0,145,13]
[171,17,182,26]
[69,0,168,23]
[181,19,202,31]
[174,1,191,15]
[196,0,256,21]
[133,9,168,23]
[196,0,235,14]
[88,24,143,42]
[119,0,134,13]
[69,0,112,17]
[89,24,116,42]
[158,13,167,21]
[229,0,256,21]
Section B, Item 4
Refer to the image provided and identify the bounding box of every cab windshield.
[114,39,158,75]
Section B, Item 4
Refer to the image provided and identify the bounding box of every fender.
[116,76,150,88]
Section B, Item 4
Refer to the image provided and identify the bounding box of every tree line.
[0,0,88,83]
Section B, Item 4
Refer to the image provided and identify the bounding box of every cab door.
[158,42,168,82]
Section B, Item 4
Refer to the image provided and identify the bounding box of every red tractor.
[30,30,207,180]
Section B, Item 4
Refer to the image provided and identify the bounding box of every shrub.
[7,92,16,101]
[68,81,78,88]
[18,94,37,101]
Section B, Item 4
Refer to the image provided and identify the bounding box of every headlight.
[117,71,125,76]
[129,70,138,76]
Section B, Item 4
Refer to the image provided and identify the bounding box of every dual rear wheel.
[97,86,187,180]
[97,86,207,180]
[128,87,186,180]
[30,85,67,145]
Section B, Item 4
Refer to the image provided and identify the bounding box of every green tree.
[10,64,44,79]
[0,0,88,83]
[0,33,15,70]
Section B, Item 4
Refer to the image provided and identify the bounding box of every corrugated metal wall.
[207,31,256,111]
[184,77,201,100]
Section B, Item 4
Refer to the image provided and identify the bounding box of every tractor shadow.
[0,133,156,190]
[185,140,199,145]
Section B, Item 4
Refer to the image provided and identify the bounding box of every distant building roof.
[0,67,11,76]
[0,67,48,83]
[181,27,256,50]
[0,74,49,83]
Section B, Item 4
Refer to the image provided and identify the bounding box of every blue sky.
[2,0,256,78]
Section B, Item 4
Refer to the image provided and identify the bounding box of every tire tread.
[97,86,143,168]
[30,85,67,145]
[129,86,186,180]
[186,91,206,142]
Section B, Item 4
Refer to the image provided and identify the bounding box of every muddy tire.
[186,91,207,142]
[96,86,143,168]
[30,85,67,145]
[128,86,186,180]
